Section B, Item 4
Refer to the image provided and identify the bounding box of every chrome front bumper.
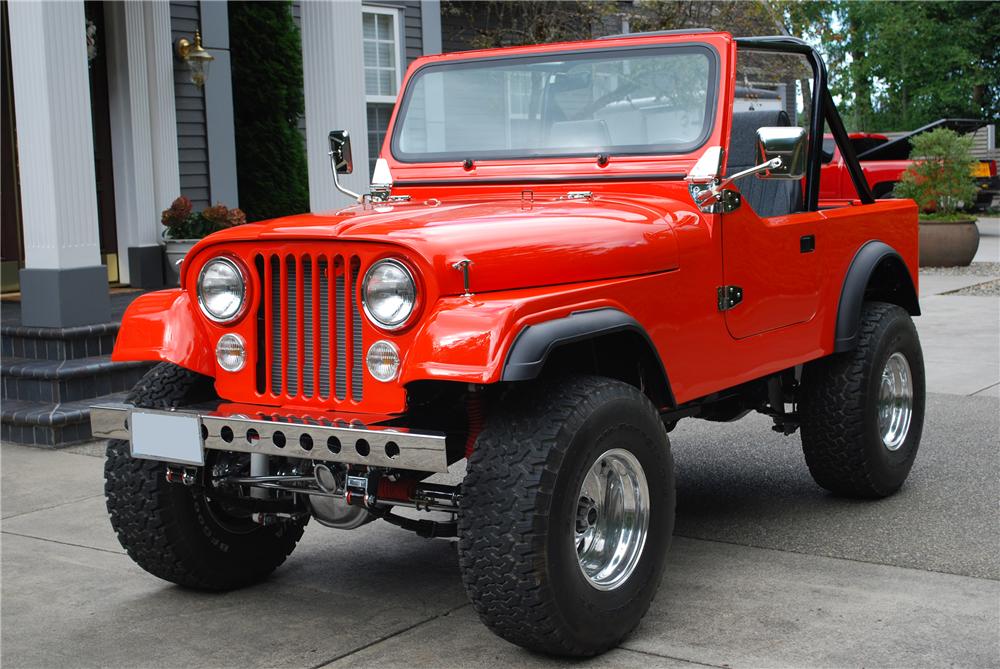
[90,403,449,473]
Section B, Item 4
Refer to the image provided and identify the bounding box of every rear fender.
[834,241,920,352]
[111,290,216,376]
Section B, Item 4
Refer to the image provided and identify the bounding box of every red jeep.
[95,31,925,656]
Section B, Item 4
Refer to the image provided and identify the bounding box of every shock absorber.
[465,385,485,459]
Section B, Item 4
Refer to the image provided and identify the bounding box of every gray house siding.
[403,1,423,64]
[170,1,210,210]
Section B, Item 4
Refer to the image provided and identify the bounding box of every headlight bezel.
[361,258,419,332]
[196,256,249,324]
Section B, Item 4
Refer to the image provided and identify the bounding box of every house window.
[363,7,402,174]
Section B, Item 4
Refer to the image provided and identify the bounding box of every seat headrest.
[547,120,612,150]
[728,110,792,167]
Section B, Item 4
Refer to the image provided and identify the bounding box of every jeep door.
[720,48,820,339]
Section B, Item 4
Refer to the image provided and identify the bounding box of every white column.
[420,0,442,55]
[7,0,101,270]
[145,1,181,214]
[302,0,369,212]
[105,1,180,286]
[201,0,239,207]
[106,1,156,284]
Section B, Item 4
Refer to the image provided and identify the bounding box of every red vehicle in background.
[820,119,999,208]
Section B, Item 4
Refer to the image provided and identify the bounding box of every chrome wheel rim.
[878,352,914,451]
[574,448,650,591]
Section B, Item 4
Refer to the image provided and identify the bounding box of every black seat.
[726,110,802,218]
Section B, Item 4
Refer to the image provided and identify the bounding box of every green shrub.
[229,1,309,222]
[894,128,977,216]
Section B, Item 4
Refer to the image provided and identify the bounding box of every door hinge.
[717,286,744,311]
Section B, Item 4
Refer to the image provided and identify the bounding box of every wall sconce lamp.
[175,30,214,88]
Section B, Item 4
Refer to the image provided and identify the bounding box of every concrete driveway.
[3,260,999,668]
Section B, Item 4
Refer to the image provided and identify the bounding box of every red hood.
[188,193,695,295]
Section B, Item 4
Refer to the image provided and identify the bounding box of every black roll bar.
[735,36,875,209]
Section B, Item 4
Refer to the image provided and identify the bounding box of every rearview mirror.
[756,127,807,179]
[329,130,353,174]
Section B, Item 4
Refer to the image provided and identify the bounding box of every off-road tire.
[800,302,925,497]
[458,376,675,656]
[105,363,305,590]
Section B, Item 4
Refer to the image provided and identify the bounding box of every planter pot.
[163,239,199,286]
[918,218,980,267]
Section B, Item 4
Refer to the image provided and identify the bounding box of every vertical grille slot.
[350,258,364,402]
[269,255,281,395]
[317,258,330,398]
[335,258,347,400]
[301,258,314,398]
[256,250,364,403]
[286,256,298,397]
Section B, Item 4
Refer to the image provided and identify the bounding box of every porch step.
[0,392,130,447]
[0,321,119,360]
[0,355,152,403]
[1,290,153,448]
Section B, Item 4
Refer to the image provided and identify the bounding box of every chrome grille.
[257,253,364,402]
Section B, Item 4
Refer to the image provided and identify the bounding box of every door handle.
[800,235,816,253]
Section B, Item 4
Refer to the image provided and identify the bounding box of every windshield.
[391,45,717,163]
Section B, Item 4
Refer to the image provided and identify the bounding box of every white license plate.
[130,411,204,466]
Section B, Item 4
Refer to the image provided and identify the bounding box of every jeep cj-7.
[94,31,924,656]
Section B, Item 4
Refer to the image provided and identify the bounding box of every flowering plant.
[161,196,247,239]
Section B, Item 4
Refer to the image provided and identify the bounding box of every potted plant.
[161,196,247,285]
[894,128,980,267]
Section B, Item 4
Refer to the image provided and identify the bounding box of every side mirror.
[756,126,807,179]
[329,130,353,174]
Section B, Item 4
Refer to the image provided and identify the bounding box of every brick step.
[0,392,131,447]
[0,321,120,361]
[1,355,152,403]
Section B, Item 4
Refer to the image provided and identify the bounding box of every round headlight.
[366,340,400,382]
[216,333,246,372]
[362,259,416,330]
[197,257,246,322]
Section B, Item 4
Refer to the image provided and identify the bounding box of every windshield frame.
[388,42,720,165]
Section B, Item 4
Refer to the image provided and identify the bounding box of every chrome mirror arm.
[328,150,363,202]
[692,156,783,206]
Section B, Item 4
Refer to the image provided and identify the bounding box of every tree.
[441,1,784,51]
[229,1,309,222]
[779,1,1000,131]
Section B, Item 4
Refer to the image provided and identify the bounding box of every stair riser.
[1,421,96,447]
[0,332,117,361]
[2,366,151,403]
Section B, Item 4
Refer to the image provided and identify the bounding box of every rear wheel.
[800,302,925,497]
[458,376,675,656]
[105,363,305,590]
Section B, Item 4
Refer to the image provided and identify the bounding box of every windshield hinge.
[717,286,744,312]
[689,182,741,214]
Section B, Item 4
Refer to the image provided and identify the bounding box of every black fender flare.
[834,241,920,352]
[501,307,675,405]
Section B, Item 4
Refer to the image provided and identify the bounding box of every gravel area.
[946,278,1000,296]
[920,262,1000,276]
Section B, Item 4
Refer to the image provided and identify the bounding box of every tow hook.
[344,473,372,506]
[165,466,197,486]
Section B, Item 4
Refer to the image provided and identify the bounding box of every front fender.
[398,275,657,386]
[112,290,216,377]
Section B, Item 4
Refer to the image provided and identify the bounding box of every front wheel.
[105,363,306,590]
[800,302,926,497]
[458,376,675,656]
